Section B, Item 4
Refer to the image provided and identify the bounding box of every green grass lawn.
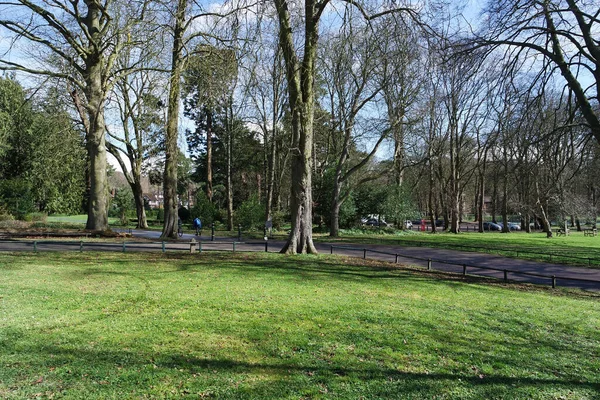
[319,230,600,267]
[1,252,599,399]
[46,215,89,224]
[45,215,119,229]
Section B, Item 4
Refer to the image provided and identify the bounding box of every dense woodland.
[0,0,598,250]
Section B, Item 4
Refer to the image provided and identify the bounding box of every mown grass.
[0,252,599,399]
[46,215,89,224]
[321,230,600,268]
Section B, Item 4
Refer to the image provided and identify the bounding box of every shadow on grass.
[2,336,599,398]
[3,252,600,397]
[43,251,594,299]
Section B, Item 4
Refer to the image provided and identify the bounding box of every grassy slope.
[1,252,599,399]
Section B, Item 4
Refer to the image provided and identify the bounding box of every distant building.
[144,192,163,209]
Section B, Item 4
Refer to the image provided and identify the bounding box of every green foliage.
[110,186,135,225]
[0,78,86,217]
[0,204,14,221]
[0,178,35,219]
[271,210,288,230]
[190,191,217,225]
[235,194,263,230]
[156,208,164,222]
[382,185,420,227]
[314,168,358,229]
[24,212,48,223]
[354,182,388,220]
[27,100,86,214]
[0,75,31,164]
[186,116,263,211]
[144,208,158,220]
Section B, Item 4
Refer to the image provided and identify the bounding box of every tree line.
[0,0,598,250]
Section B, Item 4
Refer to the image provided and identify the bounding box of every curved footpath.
[1,228,599,293]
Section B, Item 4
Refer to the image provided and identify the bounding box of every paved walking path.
[1,229,599,292]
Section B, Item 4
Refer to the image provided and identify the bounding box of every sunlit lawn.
[46,215,119,227]
[1,252,599,399]
[321,230,600,267]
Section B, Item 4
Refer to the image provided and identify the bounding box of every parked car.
[507,222,521,231]
[365,218,387,227]
[497,222,522,231]
[482,222,502,231]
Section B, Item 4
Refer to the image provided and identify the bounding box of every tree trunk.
[535,180,552,238]
[593,187,598,229]
[84,63,109,231]
[478,170,485,233]
[226,109,234,231]
[132,178,148,229]
[449,125,460,234]
[428,156,437,233]
[280,107,317,254]
[265,125,277,222]
[206,110,213,201]
[491,177,498,223]
[275,0,318,254]
[538,202,552,238]
[439,190,448,231]
[393,119,405,186]
[161,0,186,239]
[501,169,509,233]
[330,176,342,237]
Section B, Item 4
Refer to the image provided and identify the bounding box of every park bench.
[555,228,570,236]
[584,228,597,237]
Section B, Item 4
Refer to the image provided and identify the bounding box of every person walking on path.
[193,217,202,236]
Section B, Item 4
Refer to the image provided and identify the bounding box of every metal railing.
[329,245,600,290]
[2,239,599,291]
[392,239,600,267]
[0,239,272,254]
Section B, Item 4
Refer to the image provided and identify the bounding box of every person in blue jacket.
[193,217,202,236]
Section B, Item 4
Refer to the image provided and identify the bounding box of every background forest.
[0,0,598,243]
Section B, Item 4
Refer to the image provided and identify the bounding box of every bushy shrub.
[190,191,217,225]
[0,210,15,221]
[145,209,158,220]
[214,208,227,224]
[156,208,164,222]
[24,212,47,223]
[271,211,287,230]
[235,195,263,230]
[382,185,420,228]
[0,179,35,220]
[110,186,135,225]
[313,168,357,229]
[0,219,28,229]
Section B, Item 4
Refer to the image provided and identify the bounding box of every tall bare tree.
[463,0,600,144]
[273,0,418,253]
[106,63,165,229]
[159,1,241,238]
[320,17,388,237]
[0,0,147,230]
[246,24,288,224]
